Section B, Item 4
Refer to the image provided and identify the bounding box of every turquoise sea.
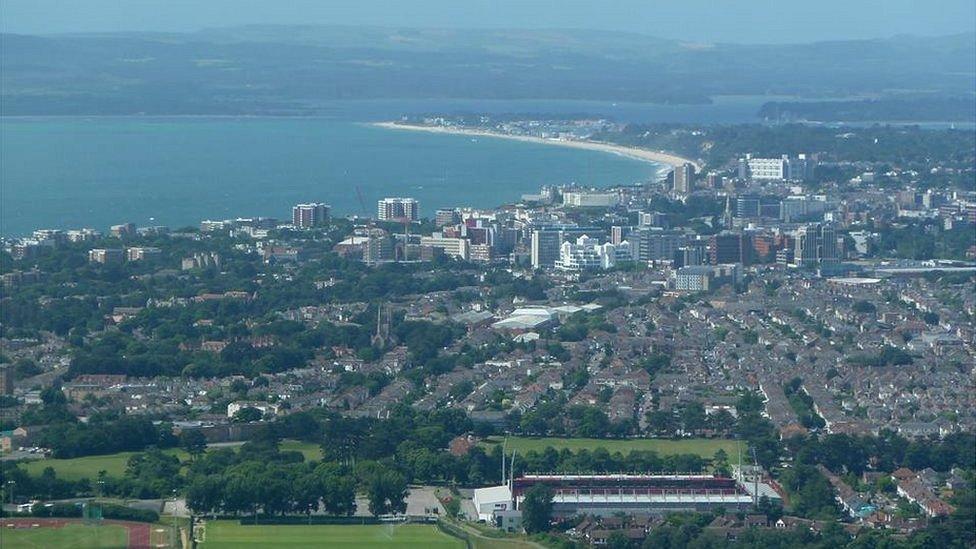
[0,117,663,236]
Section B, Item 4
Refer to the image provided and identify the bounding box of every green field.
[481,436,737,457]
[198,521,464,548]
[279,440,323,461]
[1,523,129,549]
[22,440,323,481]
[23,449,189,480]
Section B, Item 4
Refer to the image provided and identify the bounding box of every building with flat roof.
[510,474,779,517]
[292,203,330,228]
[531,230,562,269]
[562,191,620,208]
[378,197,419,221]
[89,248,124,264]
[674,163,694,195]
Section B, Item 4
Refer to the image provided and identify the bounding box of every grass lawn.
[1,523,129,549]
[22,439,322,482]
[481,436,738,457]
[23,449,189,481]
[279,440,323,461]
[199,521,463,548]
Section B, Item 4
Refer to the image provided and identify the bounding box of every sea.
[1,96,783,236]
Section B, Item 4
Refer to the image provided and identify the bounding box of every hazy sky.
[3,0,975,43]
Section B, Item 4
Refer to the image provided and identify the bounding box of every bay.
[0,117,663,236]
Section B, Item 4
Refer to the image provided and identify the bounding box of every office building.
[530,230,562,269]
[638,211,669,228]
[673,264,741,292]
[780,195,827,222]
[292,203,330,228]
[364,229,395,265]
[420,233,470,260]
[738,154,814,181]
[610,226,631,245]
[636,228,686,262]
[792,223,838,267]
[706,172,723,189]
[673,163,694,194]
[709,232,750,265]
[377,197,419,221]
[562,191,620,208]
[735,195,761,218]
[673,245,706,268]
[435,208,460,227]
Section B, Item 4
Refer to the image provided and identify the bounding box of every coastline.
[372,121,700,171]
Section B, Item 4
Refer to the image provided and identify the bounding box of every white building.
[738,154,814,181]
[673,264,741,291]
[472,485,513,522]
[227,401,280,419]
[377,197,419,221]
[557,235,622,271]
[562,191,620,208]
[420,233,469,260]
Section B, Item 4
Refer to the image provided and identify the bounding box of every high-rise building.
[365,229,395,265]
[530,230,562,269]
[0,365,13,395]
[735,195,761,218]
[610,226,630,245]
[292,203,330,228]
[706,172,723,189]
[636,228,686,262]
[638,211,669,228]
[673,245,706,268]
[435,208,460,227]
[738,154,815,181]
[792,223,838,267]
[673,163,694,194]
[378,197,419,221]
[709,232,750,265]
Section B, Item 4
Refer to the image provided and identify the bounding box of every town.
[1,120,974,548]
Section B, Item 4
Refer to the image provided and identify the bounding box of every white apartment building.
[377,197,419,221]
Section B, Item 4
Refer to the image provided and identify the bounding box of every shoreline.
[372,122,700,171]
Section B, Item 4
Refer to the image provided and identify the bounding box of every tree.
[521,484,554,533]
[232,407,263,423]
[291,472,322,522]
[179,430,208,459]
[364,469,408,516]
[186,475,223,517]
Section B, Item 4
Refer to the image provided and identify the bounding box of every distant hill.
[1,26,973,116]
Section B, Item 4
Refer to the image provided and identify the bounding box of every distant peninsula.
[374,121,699,171]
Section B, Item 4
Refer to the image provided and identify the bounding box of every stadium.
[510,473,781,517]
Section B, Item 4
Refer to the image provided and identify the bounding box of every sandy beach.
[373,122,700,172]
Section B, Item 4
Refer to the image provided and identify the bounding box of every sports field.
[1,523,129,549]
[481,436,737,457]
[198,521,464,548]
[22,440,322,481]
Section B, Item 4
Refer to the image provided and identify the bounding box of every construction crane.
[355,186,370,220]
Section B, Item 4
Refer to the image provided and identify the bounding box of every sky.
[3,0,975,43]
